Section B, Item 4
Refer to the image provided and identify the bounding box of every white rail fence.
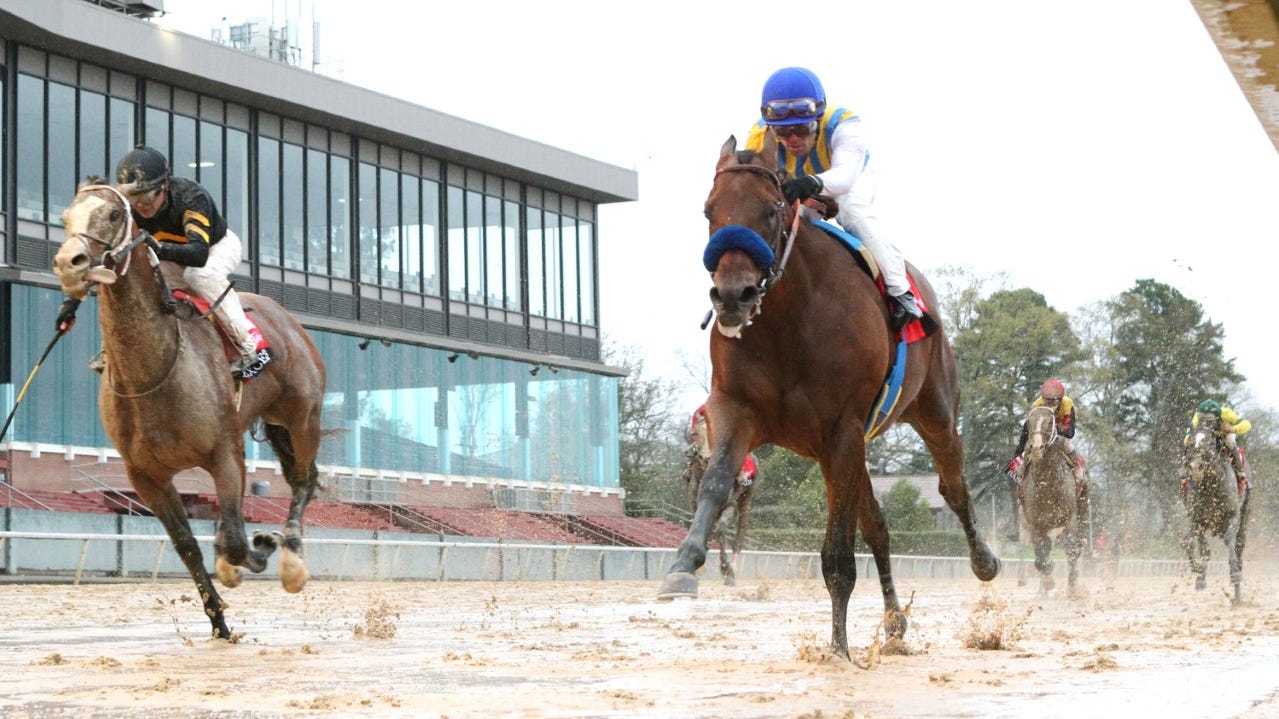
[0,529,1229,585]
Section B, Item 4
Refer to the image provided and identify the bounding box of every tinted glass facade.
[0,23,629,490]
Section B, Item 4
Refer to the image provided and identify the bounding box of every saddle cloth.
[810,220,940,440]
[172,289,274,381]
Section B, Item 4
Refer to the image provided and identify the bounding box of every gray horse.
[1016,405,1086,596]
[1181,424,1249,604]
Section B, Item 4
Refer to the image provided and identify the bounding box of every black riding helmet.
[116,145,170,192]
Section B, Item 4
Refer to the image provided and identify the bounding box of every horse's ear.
[720,135,737,160]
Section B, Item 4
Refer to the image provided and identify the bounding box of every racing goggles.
[126,185,164,207]
[761,97,823,122]
[773,122,817,139]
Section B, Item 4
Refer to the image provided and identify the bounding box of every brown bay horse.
[1016,406,1086,596]
[658,137,999,657]
[1181,424,1248,604]
[53,181,327,639]
[682,407,759,586]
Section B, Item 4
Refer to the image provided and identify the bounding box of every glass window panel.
[306,148,328,275]
[282,142,304,271]
[579,221,595,324]
[257,136,281,267]
[224,128,248,237]
[504,200,522,312]
[562,218,579,323]
[144,106,168,156]
[171,114,196,181]
[78,89,108,182]
[330,156,351,278]
[422,179,440,296]
[0,74,5,206]
[198,120,222,209]
[358,162,378,284]
[46,81,75,223]
[16,74,45,223]
[107,97,135,178]
[379,167,400,289]
[544,212,562,319]
[465,190,484,304]
[402,175,421,293]
[527,209,545,316]
[447,185,465,301]
[485,194,503,308]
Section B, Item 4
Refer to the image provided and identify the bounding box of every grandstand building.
[0,0,642,527]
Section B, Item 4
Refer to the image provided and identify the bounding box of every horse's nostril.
[71,253,89,269]
[709,288,721,303]
[740,286,759,304]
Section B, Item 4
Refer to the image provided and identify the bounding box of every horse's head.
[1185,426,1218,479]
[1026,405,1058,462]
[53,179,140,300]
[702,136,791,338]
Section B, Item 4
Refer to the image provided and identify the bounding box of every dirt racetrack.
[3,565,1279,719]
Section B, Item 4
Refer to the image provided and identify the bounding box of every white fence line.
[0,530,1225,585]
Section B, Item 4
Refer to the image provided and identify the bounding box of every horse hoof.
[1195,576,1207,591]
[279,548,309,594]
[216,556,243,588]
[723,576,737,588]
[884,610,908,640]
[252,531,282,553]
[657,572,699,600]
[971,550,1001,582]
[1041,576,1055,593]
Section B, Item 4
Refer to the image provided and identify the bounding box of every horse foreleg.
[660,456,738,600]
[209,454,270,583]
[1033,532,1055,594]
[1064,522,1082,597]
[133,478,232,640]
[856,485,905,643]
[1182,527,1207,590]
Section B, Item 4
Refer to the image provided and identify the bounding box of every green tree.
[951,288,1086,483]
[1107,279,1243,530]
[881,479,936,532]
[607,343,687,512]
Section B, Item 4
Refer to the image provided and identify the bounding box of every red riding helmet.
[1040,378,1065,400]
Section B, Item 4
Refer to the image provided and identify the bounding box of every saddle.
[171,289,275,381]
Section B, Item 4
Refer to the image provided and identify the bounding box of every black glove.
[141,231,166,258]
[56,297,81,333]
[782,175,823,204]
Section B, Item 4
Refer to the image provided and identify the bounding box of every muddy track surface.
[3,569,1278,718]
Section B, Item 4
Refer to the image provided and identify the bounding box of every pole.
[0,329,66,444]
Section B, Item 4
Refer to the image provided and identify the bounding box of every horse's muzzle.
[709,284,761,338]
[52,245,93,299]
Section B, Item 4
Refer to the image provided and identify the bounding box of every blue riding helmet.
[760,67,827,126]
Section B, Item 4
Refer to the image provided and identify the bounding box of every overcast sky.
[155,1,1279,415]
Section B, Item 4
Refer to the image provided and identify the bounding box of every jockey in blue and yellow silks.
[746,67,922,330]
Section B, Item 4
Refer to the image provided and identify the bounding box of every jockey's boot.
[88,348,106,374]
[1072,464,1089,499]
[888,290,923,331]
[1235,471,1249,498]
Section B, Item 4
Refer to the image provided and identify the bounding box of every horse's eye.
[109,209,121,222]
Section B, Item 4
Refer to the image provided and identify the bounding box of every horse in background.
[1015,405,1086,596]
[1181,424,1249,604]
[682,405,760,587]
[53,180,328,639]
[659,137,999,658]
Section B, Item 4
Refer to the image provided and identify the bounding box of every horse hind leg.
[913,418,1000,583]
[263,421,318,593]
[1182,528,1207,590]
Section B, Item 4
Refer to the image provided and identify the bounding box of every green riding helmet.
[1197,400,1221,416]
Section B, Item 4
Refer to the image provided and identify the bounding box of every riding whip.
[0,328,67,443]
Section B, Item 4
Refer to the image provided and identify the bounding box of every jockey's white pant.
[829,167,910,297]
[161,230,256,354]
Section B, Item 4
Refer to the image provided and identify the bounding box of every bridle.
[67,184,149,279]
[712,164,801,296]
[66,184,185,398]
